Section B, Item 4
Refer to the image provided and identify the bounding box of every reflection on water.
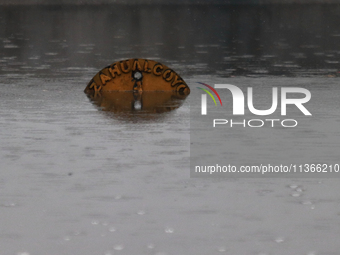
[86,91,189,121]
[1,4,340,77]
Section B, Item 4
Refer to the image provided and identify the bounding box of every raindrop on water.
[73,231,80,236]
[147,243,155,249]
[109,227,116,232]
[91,220,99,225]
[291,192,301,197]
[1,202,17,207]
[114,244,124,251]
[275,237,285,243]
[137,210,145,215]
[165,227,174,234]
[218,246,226,252]
[307,251,317,255]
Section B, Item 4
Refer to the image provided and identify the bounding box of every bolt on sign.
[84,58,190,95]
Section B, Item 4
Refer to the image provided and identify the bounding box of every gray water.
[1,4,340,255]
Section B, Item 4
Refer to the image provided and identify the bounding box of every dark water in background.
[1,4,340,255]
[1,4,340,77]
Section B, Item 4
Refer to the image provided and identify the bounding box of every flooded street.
[1,4,340,255]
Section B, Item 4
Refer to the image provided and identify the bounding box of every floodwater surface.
[1,4,340,255]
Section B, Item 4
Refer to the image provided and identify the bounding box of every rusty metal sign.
[84,59,190,95]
